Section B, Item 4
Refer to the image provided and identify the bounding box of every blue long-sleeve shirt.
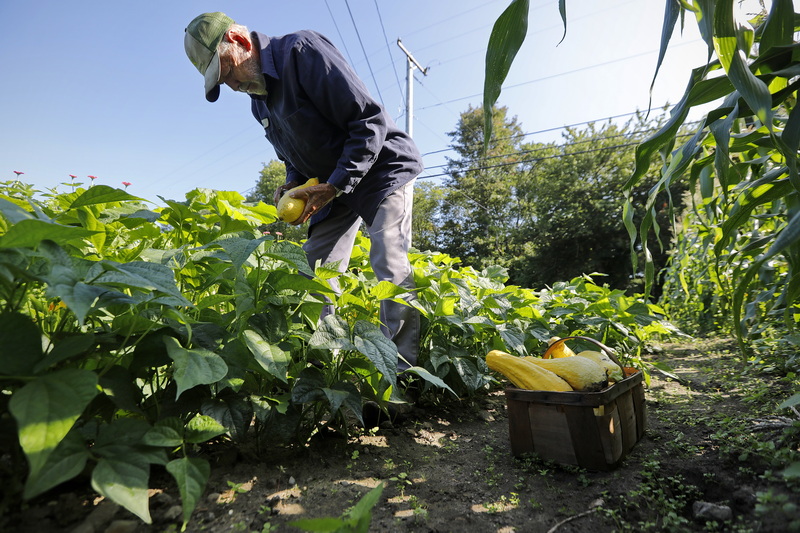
[249,30,423,226]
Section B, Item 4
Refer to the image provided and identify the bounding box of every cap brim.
[206,84,221,102]
[204,52,222,102]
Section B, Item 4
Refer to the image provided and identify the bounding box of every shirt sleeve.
[290,32,387,194]
[282,158,306,185]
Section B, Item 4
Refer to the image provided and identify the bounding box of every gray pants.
[303,180,419,371]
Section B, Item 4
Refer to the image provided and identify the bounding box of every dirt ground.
[4,337,798,532]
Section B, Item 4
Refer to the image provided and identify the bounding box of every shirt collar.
[253,31,279,80]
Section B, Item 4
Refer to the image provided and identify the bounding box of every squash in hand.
[277,178,320,223]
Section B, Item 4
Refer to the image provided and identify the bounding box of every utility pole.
[396,38,428,138]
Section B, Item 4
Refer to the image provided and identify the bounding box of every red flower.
[69,174,77,179]
[122,181,131,188]
[88,175,97,181]
[13,171,23,176]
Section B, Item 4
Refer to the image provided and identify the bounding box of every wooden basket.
[505,367,646,470]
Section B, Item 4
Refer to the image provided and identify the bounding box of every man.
[184,13,423,395]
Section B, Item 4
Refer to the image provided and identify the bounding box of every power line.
[430,128,661,173]
[420,105,684,162]
[419,131,698,181]
[343,0,386,106]
[325,0,356,67]
[373,0,405,101]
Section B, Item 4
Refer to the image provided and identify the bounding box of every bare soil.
[4,338,798,532]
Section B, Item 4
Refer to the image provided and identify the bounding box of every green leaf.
[166,457,210,531]
[715,171,792,255]
[782,462,800,479]
[263,240,314,276]
[353,320,399,381]
[68,185,143,208]
[483,0,529,150]
[291,367,327,404]
[271,269,334,294]
[310,314,358,351]
[0,219,99,248]
[213,233,268,271]
[763,209,800,261]
[97,260,192,304]
[9,369,98,492]
[712,1,772,126]
[243,329,290,383]
[98,365,145,414]
[143,421,184,448]
[34,332,96,374]
[322,381,362,422]
[344,483,385,529]
[200,392,253,441]
[184,414,227,444]
[164,337,228,399]
[760,0,795,53]
[370,280,408,300]
[649,0,681,98]
[403,367,457,397]
[0,197,39,224]
[0,311,44,375]
[91,457,152,523]
[48,278,116,325]
[496,323,526,354]
[22,429,89,500]
[286,517,344,532]
[778,393,800,410]
[77,207,106,254]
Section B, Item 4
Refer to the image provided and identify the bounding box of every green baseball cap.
[184,12,234,102]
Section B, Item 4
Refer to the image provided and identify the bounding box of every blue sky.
[0,0,775,205]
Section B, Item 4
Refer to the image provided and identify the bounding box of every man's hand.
[273,181,301,205]
[284,182,338,226]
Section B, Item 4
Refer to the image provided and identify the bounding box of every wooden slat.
[616,392,637,453]
[594,403,623,468]
[506,397,534,456]
[632,382,647,438]
[528,404,577,466]
[563,404,612,470]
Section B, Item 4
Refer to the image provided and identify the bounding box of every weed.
[390,472,413,496]
[407,494,429,520]
[477,444,504,487]
[600,460,701,532]
[756,489,800,532]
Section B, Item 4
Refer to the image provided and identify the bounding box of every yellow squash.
[543,336,576,358]
[523,355,608,392]
[277,178,320,223]
[576,350,625,382]
[486,350,573,392]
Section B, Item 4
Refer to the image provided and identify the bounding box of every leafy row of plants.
[0,177,676,528]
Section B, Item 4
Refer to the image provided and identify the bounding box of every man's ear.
[225,29,252,51]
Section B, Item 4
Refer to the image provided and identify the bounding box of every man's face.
[219,39,267,96]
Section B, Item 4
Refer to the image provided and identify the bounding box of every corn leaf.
[483,0,529,151]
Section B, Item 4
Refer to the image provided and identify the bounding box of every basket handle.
[543,336,627,375]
